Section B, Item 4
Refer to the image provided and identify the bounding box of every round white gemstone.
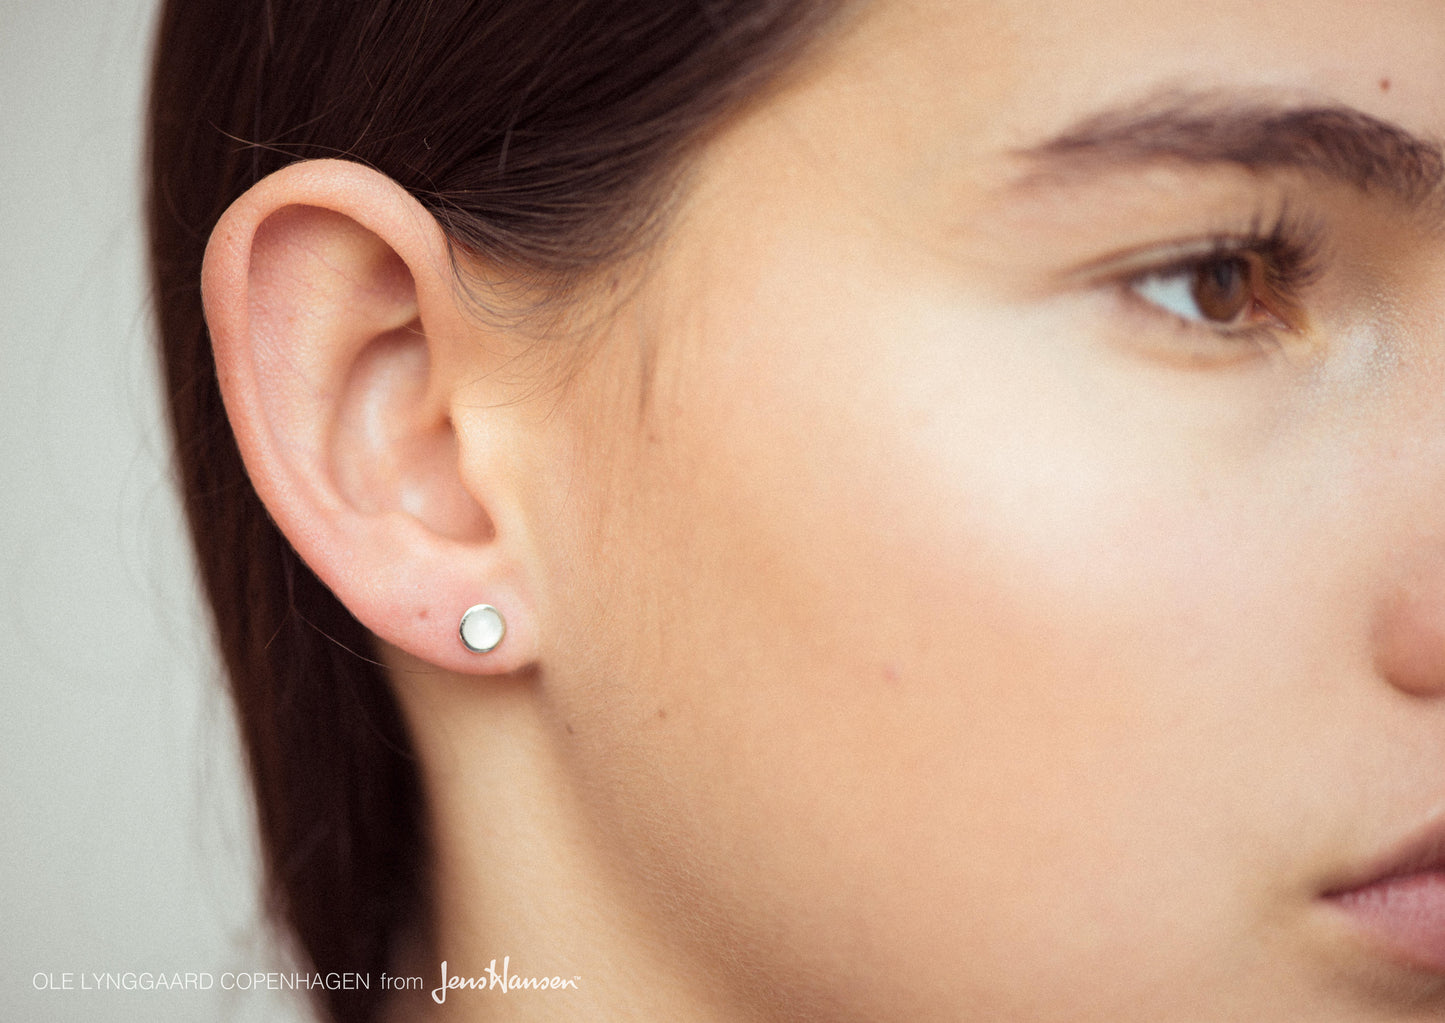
[459,604,505,653]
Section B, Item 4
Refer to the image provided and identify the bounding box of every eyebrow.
[1013,92,1445,209]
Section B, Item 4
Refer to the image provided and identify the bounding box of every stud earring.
[459,604,506,653]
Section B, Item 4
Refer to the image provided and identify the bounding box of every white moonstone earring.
[458,604,506,653]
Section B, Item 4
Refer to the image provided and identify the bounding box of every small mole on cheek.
[565,722,575,735]
[656,707,668,721]
[1379,77,1391,92]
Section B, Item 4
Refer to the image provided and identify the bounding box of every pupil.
[1191,257,1250,323]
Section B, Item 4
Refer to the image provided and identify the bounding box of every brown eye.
[1128,250,1280,333]
[1189,255,1251,324]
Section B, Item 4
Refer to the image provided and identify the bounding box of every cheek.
[545,246,1342,1016]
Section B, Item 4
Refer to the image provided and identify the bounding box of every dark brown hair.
[146,2,843,1021]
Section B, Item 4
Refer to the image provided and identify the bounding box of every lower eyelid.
[1105,279,1288,362]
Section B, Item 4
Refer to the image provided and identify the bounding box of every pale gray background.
[2,1,310,1019]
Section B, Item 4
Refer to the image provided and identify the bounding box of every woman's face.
[526,0,1445,1017]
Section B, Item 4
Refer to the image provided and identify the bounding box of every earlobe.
[201,159,539,675]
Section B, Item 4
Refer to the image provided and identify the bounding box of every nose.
[1374,548,1445,698]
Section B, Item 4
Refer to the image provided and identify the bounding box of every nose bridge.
[1401,237,1445,427]
[1362,265,1445,697]
[1357,256,1445,502]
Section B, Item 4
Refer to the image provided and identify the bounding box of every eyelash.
[1119,210,1325,346]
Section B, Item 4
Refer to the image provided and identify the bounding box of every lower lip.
[1329,871,1445,973]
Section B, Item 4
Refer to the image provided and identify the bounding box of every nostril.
[1373,575,1445,698]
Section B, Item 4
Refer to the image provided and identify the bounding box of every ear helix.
[458,604,506,653]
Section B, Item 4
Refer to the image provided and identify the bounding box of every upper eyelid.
[1098,226,1323,291]
[1050,198,1330,287]
[1065,236,1267,288]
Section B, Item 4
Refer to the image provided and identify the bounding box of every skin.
[203,0,1445,1019]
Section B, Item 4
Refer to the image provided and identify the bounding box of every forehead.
[790,0,1445,155]
[662,0,1445,273]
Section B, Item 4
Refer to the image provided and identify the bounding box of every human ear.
[201,159,539,674]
